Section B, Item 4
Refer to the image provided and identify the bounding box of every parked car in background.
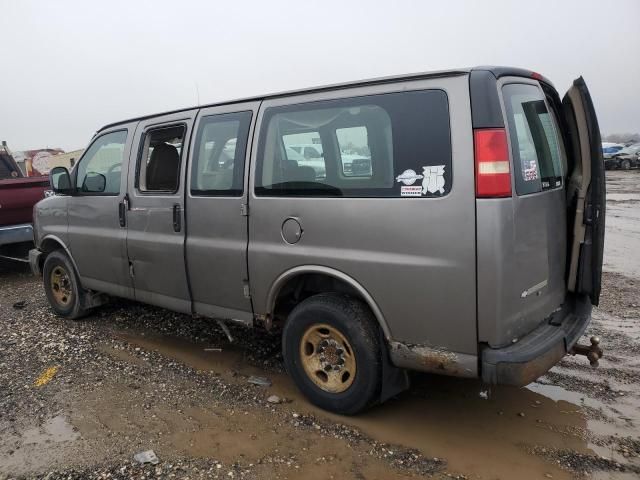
[605,143,640,170]
[0,141,50,260]
[602,143,624,159]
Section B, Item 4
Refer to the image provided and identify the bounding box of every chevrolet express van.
[31,66,605,414]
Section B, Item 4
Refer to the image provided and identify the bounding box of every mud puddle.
[113,331,639,479]
[0,416,81,474]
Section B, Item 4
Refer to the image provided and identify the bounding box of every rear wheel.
[621,159,631,170]
[43,250,88,319]
[282,293,381,414]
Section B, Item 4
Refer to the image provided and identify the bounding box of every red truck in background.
[0,141,50,261]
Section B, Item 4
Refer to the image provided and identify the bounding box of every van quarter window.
[138,125,185,193]
[255,90,452,197]
[75,130,127,195]
[502,84,564,195]
[190,111,252,196]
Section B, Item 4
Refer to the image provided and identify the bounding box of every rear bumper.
[481,294,592,386]
[0,223,33,247]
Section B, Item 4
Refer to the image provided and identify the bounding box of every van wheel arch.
[268,267,391,339]
[39,237,72,270]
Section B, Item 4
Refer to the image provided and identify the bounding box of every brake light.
[474,128,512,198]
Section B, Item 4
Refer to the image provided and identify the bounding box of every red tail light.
[474,128,512,198]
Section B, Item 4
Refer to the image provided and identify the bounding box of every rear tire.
[621,159,631,170]
[282,293,381,415]
[42,250,88,319]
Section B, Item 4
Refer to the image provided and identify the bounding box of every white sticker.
[523,160,539,181]
[401,186,422,197]
[395,169,423,185]
[421,165,446,195]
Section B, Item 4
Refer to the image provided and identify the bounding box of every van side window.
[502,84,564,195]
[191,111,252,196]
[75,130,127,195]
[138,125,185,193]
[255,90,451,198]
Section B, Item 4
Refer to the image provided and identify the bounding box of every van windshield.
[502,83,564,195]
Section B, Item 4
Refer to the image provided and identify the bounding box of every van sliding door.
[184,102,259,324]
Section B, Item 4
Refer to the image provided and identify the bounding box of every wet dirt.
[602,170,640,278]
[1,171,639,479]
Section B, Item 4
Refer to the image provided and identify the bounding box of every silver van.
[31,66,605,414]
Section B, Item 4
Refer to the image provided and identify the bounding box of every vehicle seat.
[147,143,179,191]
[281,160,316,183]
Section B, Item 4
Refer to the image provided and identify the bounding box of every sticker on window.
[421,165,446,195]
[396,165,446,197]
[401,186,422,196]
[396,169,423,185]
[522,160,539,182]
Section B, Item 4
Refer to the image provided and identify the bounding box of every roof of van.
[97,66,553,133]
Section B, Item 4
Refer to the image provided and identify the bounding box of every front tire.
[282,294,381,415]
[621,159,631,170]
[42,250,88,319]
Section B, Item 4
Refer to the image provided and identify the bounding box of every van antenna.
[194,82,201,106]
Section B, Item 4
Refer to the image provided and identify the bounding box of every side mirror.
[82,172,107,193]
[49,166,73,194]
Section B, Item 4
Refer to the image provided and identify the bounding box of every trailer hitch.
[569,336,603,367]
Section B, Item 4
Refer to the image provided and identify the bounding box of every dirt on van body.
[1,170,639,480]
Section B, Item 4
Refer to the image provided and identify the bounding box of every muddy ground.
[1,170,639,480]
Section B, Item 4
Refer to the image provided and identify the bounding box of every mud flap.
[378,329,410,403]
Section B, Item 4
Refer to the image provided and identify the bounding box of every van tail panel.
[562,77,605,306]
[474,74,568,348]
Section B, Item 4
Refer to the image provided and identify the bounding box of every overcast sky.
[1,0,638,151]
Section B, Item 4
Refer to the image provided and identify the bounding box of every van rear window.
[255,90,451,198]
[502,83,564,195]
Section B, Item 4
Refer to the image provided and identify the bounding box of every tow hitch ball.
[570,336,603,367]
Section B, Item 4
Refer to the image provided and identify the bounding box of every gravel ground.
[1,170,639,480]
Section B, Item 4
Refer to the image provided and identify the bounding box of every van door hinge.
[243,282,251,299]
[240,204,249,216]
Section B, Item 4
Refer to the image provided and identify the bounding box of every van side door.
[185,102,258,323]
[67,125,136,298]
[125,111,196,313]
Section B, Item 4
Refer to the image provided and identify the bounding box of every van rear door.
[562,77,605,305]
[491,80,568,347]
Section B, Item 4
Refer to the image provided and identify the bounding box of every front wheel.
[282,294,381,415]
[42,250,89,319]
[621,159,631,170]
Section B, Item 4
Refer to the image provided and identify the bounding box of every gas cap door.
[281,217,303,244]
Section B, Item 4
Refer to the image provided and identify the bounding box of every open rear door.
[563,77,605,305]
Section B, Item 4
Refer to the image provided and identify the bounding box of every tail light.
[474,128,512,198]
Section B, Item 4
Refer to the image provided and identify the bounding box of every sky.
[1,0,639,151]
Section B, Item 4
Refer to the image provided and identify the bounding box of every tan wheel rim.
[299,323,356,393]
[50,265,73,307]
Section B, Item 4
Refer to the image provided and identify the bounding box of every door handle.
[172,203,182,232]
[118,195,129,227]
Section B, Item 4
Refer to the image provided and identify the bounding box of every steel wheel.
[50,265,73,308]
[299,323,356,393]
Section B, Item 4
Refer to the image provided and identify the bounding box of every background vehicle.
[605,143,640,170]
[284,145,326,178]
[0,141,50,261]
[32,67,604,415]
[602,142,624,159]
